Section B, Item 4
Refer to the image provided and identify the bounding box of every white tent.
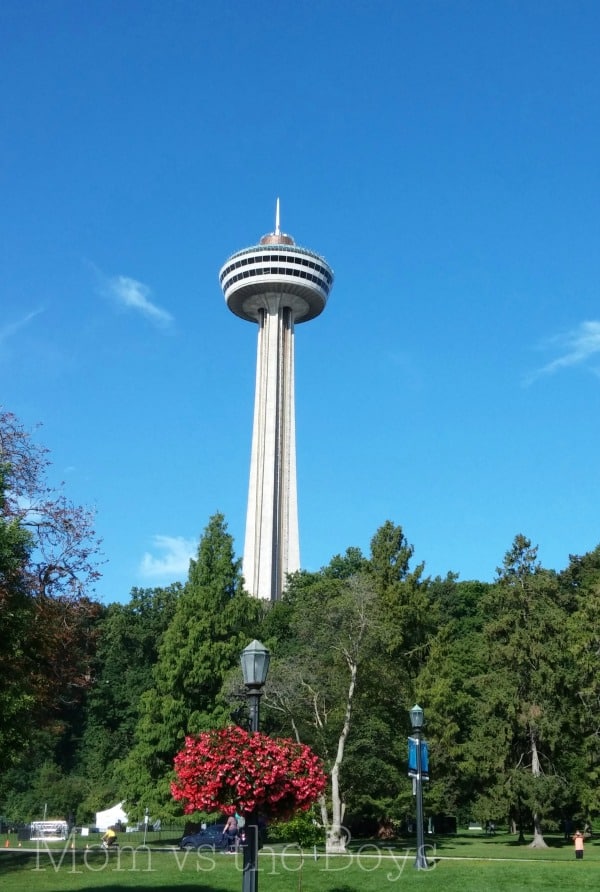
[95,801,128,830]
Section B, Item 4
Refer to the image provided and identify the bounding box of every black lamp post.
[409,704,428,870]
[240,640,270,892]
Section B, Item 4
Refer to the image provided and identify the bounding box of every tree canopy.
[2,408,600,841]
[0,409,103,803]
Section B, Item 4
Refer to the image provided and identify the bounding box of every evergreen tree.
[117,513,262,818]
[479,535,571,846]
[416,578,491,822]
[562,545,600,819]
[75,584,181,818]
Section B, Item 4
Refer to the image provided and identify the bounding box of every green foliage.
[321,546,369,579]
[262,522,436,839]
[0,410,103,806]
[562,545,600,815]
[116,514,262,819]
[75,584,181,816]
[265,570,377,750]
[3,762,87,823]
[0,467,35,768]
[368,522,434,683]
[368,520,418,591]
[267,807,324,846]
[475,536,574,839]
[5,477,600,845]
[340,710,406,822]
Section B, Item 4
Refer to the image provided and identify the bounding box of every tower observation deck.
[219,204,334,600]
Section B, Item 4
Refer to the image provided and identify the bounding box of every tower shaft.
[243,297,299,601]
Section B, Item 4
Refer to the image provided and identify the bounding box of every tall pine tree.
[117,514,262,818]
[479,535,571,846]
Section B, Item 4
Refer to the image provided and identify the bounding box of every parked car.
[180,824,227,851]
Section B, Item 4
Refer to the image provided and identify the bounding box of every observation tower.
[219,202,334,600]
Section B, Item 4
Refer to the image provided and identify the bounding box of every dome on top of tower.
[259,198,295,246]
[259,231,294,246]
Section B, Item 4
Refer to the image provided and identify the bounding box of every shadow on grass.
[326,888,358,892]
[0,853,222,892]
[5,887,227,892]
[0,851,32,869]
[430,832,598,851]
[370,831,593,851]
[0,852,367,892]
[503,835,573,849]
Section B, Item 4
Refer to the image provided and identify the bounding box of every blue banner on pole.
[408,737,429,779]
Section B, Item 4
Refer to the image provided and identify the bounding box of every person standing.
[223,814,239,852]
[573,830,585,860]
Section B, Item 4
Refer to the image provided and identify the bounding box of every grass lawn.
[0,832,598,891]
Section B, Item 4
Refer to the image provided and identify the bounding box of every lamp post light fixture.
[409,704,428,870]
[240,639,271,731]
[240,640,270,892]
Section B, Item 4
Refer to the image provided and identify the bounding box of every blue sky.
[2,0,599,603]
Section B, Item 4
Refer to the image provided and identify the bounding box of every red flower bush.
[171,726,326,820]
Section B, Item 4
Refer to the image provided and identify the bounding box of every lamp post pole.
[240,641,270,892]
[409,704,428,870]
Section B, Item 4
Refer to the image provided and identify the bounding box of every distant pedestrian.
[573,830,584,860]
[223,814,239,852]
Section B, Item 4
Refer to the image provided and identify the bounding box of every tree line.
[1,408,599,848]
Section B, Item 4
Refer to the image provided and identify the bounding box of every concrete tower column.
[244,297,299,601]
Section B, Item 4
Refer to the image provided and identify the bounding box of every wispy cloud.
[526,320,600,384]
[0,309,43,350]
[139,535,196,579]
[106,274,174,329]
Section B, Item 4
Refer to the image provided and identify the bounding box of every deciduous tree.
[263,522,434,850]
[0,410,103,786]
[265,572,377,852]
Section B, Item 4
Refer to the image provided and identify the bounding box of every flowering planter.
[172,726,326,821]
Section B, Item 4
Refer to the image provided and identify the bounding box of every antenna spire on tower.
[258,199,295,246]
